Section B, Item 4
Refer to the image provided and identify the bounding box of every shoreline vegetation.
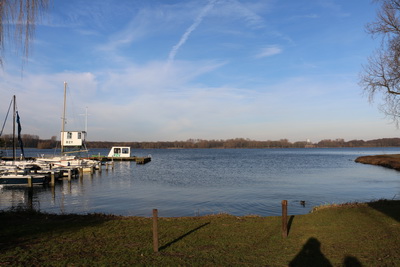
[0,200,399,266]
[355,154,400,171]
[3,135,400,149]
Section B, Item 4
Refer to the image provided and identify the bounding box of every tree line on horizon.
[2,135,400,149]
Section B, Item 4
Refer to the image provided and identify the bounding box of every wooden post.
[67,169,72,181]
[79,167,83,177]
[98,162,102,173]
[50,172,55,186]
[282,200,288,238]
[27,176,32,187]
[153,209,159,253]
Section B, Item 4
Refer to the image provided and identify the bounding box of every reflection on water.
[1,147,400,217]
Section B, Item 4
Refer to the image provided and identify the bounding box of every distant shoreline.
[4,136,400,149]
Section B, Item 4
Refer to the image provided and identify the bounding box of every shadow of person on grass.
[289,237,332,267]
[343,256,362,267]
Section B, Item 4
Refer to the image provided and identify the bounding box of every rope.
[0,97,13,137]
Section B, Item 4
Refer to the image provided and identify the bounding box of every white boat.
[35,155,98,172]
[0,96,49,186]
[32,82,100,172]
[107,147,131,158]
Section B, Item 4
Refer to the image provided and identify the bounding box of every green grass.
[1,200,399,266]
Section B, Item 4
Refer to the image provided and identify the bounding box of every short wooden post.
[79,167,83,177]
[67,169,72,181]
[50,172,55,186]
[282,200,288,238]
[27,176,32,187]
[153,209,159,253]
[98,162,102,173]
[111,161,114,170]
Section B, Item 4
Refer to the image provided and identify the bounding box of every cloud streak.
[256,45,282,58]
[167,0,217,64]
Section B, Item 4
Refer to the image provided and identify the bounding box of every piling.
[98,162,102,173]
[79,167,83,177]
[282,200,288,238]
[50,172,55,186]
[153,209,159,253]
[27,176,32,187]
[67,169,72,181]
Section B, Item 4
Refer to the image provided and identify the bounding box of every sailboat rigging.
[60,82,88,155]
[0,95,25,161]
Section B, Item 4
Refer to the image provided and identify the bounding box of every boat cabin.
[61,131,86,146]
[108,147,131,158]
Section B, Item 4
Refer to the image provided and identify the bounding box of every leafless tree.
[0,0,49,66]
[360,0,400,125]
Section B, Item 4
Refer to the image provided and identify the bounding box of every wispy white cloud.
[256,45,283,58]
[97,10,149,52]
[317,0,350,17]
[167,0,217,65]
[220,0,267,29]
[290,14,320,20]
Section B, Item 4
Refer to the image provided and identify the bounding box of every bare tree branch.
[0,0,50,66]
[360,0,400,125]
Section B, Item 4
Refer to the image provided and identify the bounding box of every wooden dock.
[86,156,152,164]
[0,157,36,161]
[1,155,151,164]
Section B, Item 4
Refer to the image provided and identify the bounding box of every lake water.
[1,147,400,217]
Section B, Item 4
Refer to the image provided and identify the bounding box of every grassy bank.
[355,154,400,170]
[1,200,399,266]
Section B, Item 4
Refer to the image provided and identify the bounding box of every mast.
[85,106,88,133]
[12,95,16,162]
[61,82,67,154]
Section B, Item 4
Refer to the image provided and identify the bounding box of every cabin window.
[122,148,129,154]
[67,132,72,139]
[114,148,121,154]
[78,132,82,139]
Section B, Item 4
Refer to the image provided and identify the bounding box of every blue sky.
[0,0,398,142]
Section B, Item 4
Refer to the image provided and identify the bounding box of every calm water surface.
[1,147,400,217]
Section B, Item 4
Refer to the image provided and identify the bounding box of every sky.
[0,0,399,143]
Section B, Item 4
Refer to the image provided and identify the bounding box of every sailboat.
[35,82,99,171]
[0,96,48,186]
